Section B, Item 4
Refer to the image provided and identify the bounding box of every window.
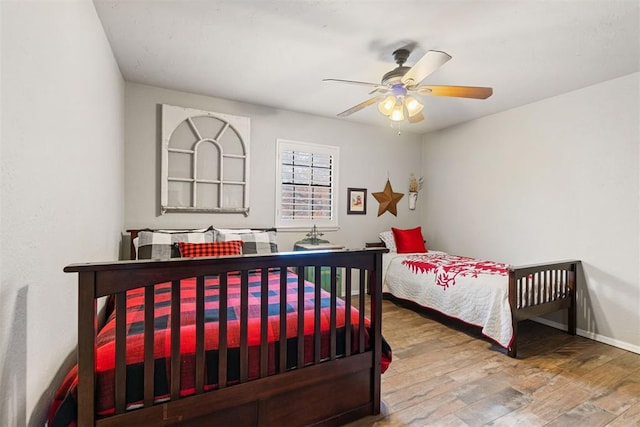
[161,104,250,215]
[275,139,339,229]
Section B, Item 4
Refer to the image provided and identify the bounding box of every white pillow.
[378,231,397,252]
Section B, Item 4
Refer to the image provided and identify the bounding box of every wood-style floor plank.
[346,297,640,427]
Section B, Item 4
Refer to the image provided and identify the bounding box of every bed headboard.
[127,229,142,260]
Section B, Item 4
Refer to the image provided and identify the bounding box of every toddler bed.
[49,228,390,426]
[372,227,579,358]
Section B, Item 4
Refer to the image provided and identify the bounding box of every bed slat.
[143,286,155,407]
[345,268,352,357]
[218,274,228,388]
[240,271,249,383]
[330,266,337,360]
[297,270,305,368]
[359,272,365,353]
[114,292,127,414]
[195,276,205,394]
[260,269,269,378]
[314,265,322,364]
[278,268,288,373]
[170,280,181,400]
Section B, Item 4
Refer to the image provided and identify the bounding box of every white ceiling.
[94,0,640,134]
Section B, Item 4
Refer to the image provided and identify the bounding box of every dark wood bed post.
[568,263,577,335]
[507,273,518,358]
[370,250,383,413]
[128,229,140,260]
[77,271,97,427]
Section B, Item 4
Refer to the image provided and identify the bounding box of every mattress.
[382,251,514,347]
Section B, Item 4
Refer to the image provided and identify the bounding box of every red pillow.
[391,227,427,253]
[178,240,243,258]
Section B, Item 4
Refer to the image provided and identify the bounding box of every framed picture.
[347,188,367,215]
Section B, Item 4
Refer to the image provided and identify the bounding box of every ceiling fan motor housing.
[381,48,413,85]
[382,66,411,85]
[393,48,411,65]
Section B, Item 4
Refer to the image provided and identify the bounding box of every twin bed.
[49,226,578,426]
[374,227,579,357]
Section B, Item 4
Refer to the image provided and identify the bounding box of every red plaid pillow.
[178,240,243,258]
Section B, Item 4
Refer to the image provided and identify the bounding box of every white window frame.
[275,139,339,230]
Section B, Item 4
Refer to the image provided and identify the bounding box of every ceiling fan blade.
[417,85,493,99]
[323,78,384,89]
[337,97,380,117]
[401,50,452,86]
[368,87,391,95]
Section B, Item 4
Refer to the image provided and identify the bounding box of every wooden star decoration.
[372,179,404,217]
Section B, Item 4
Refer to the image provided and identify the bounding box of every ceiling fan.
[323,48,493,124]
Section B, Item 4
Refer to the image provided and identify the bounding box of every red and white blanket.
[383,251,514,348]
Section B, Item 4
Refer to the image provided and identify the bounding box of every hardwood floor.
[348,297,640,427]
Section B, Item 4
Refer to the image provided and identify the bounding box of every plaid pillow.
[178,241,243,258]
[136,229,216,259]
[218,230,278,254]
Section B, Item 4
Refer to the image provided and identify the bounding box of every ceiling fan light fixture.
[389,103,404,121]
[405,96,424,117]
[378,95,396,116]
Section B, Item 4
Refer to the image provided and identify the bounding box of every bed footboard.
[64,248,386,427]
[507,260,580,357]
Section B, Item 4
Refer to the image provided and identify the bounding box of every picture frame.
[347,188,367,215]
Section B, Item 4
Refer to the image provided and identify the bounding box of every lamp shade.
[378,96,396,116]
[405,96,424,117]
[390,103,404,121]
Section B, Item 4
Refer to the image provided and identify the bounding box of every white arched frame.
[161,104,250,215]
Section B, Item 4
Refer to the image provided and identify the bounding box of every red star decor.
[372,179,404,217]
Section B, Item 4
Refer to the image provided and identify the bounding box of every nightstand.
[293,242,345,295]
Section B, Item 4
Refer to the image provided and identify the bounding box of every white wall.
[421,73,640,352]
[0,1,125,425]
[124,82,424,252]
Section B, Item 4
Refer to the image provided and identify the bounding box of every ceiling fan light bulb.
[378,95,396,116]
[390,105,404,121]
[405,96,424,117]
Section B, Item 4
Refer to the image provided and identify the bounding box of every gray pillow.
[137,228,216,259]
[217,230,278,254]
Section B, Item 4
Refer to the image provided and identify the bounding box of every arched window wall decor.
[161,104,250,215]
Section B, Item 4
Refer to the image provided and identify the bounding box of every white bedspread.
[383,251,514,348]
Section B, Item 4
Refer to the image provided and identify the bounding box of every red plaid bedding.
[49,270,391,426]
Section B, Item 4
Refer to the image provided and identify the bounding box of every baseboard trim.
[532,317,640,355]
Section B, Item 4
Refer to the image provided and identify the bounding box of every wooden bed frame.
[64,234,387,426]
[366,242,579,358]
